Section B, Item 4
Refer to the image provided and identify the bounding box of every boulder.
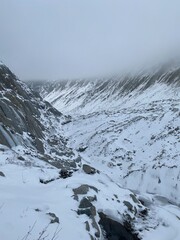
[77,206,96,217]
[77,197,96,217]
[79,197,93,209]
[82,164,96,174]
[73,185,89,195]
[98,212,139,240]
[0,171,5,177]
[60,168,73,179]
[47,212,59,224]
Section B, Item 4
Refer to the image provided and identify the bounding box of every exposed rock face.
[0,64,45,152]
[0,63,77,170]
[99,212,140,240]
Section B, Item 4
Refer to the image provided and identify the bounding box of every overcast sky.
[0,0,180,80]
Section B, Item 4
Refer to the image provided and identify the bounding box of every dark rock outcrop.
[0,64,45,152]
[99,212,140,240]
[77,197,96,217]
[82,164,97,175]
[0,171,5,177]
[46,212,59,224]
[0,62,79,170]
[73,185,90,195]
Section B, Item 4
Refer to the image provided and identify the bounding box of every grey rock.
[60,168,73,179]
[92,216,101,238]
[47,212,59,224]
[85,221,90,232]
[73,194,79,201]
[77,206,96,217]
[89,185,99,193]
[87,195,97,202]
[73,185,89,195]
[0,63,78,169]
[79,197,93,209]
[89,234,94,240]
[123,201,133,212]
[82,164,96,174]
[75,156,82,163]
[78,145,88,152]
[130,194,139,204]
[99,212,139,240]
[69,161,77,169]
[0,171,5,177]
[78,197,96,217]
[17,156,25,161]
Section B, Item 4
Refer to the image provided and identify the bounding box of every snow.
[61,95,180,203]
[39,73,180,239]
[0,146,180,240]
[143,205,180,240]
[1,63,180,239]
[0,156,88,240]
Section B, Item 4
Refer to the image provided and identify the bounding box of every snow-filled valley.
[0,62,180,240]
[1,146,180,240]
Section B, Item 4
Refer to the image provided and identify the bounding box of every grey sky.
[0,0,180,80]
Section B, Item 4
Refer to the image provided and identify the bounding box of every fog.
[0,0,180,80]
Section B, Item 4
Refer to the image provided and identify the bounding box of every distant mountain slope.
[30,63,180,115]
[30,63,180,204]
[0,62,180,240]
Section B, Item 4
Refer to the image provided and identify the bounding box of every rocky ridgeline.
[31,61,180,204]
[0,63,78,170]
[1,62,180,240]
[29,62,180,115]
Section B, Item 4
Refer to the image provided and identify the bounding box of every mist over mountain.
[1,0,180,80]
[30,61,180,113]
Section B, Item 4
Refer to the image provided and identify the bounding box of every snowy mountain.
[30,62,180,239]
[32,64,180,203]
[30,62,180,115]
[0,62,180,240]
[0,63,78,171]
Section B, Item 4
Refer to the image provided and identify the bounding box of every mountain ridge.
[29,62,180,204]
[0,62,180,240]
[29,62,180,115]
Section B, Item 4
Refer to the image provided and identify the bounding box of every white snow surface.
[37,72,180,239]
[44,78,180,204]
[1,65,180,239]
[0,146,180,240]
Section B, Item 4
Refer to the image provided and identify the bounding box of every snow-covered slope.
[31,63,180,115]
[2,146,180,240]
[29,63,180,239]
[0,62,180,240]
[33,64,180,204]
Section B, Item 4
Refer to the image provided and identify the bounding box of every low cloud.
[0,0,180,80]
